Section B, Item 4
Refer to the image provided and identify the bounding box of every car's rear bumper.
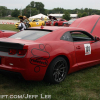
[0,60,47,81]
[0,68,24,80]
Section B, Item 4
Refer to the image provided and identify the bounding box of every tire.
[42,23,44,26]
[44,57,68,84]
[63,24,65,26]
[55,23,58,26]
[29,24,31,27]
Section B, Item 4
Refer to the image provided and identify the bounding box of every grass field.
[0,24,19,32]
[0,24,100,100]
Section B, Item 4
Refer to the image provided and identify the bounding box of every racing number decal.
[36,22,39,25]
[84,44,91,55]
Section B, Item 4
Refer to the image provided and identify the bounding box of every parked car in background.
[0,30,16,37]
[54,18,67,26]
[15,22,20,29]
[29,19,45,27]
[15,16,45,29]
[46,16,67,26]
[63,18,77,27]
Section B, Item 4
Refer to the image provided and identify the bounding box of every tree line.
[0,1,100,20]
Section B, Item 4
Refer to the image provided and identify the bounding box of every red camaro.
[0,30,16,37]
[0,17,100,83]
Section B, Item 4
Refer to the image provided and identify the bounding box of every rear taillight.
[9,49,27,56]
[9,49,16,55]
[18,49,27,56]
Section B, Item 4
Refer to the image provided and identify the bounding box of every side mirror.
[94,37,100,41]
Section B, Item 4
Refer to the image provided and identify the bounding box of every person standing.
[18,19,26,31]
[23,16,29,29]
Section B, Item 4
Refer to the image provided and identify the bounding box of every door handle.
[76,46,81,49]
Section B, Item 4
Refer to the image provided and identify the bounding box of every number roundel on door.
[36,23,39,25]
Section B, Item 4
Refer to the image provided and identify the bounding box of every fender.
[48,48,77,68]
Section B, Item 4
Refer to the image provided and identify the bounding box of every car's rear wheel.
[44,57,68,84]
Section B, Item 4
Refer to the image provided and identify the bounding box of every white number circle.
[36,22,39,25]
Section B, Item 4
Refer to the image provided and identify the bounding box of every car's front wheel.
[44,57,68,84]
[29,24,31,27]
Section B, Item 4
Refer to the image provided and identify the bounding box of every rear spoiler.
[0,41,24,49]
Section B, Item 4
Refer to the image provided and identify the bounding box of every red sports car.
[70,15,100,37]
[0,23,100,83]
[46,16,67,26]
[0,30,16,37]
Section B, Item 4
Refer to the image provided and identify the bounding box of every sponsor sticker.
[84,44,91,55]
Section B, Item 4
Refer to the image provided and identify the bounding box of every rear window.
[9,30,51,40]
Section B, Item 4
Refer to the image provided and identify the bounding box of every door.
[71,31,100,68]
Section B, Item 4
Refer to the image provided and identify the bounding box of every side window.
[70,31,94,42]
[61,19,64,21]
[61,32,73,42]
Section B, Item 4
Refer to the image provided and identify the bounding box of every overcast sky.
[0,0,100,10]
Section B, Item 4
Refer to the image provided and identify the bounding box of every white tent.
[29,13,48,19]
[48,14,78,18]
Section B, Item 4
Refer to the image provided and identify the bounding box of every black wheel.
[42,23,44,26]
[63,24,66,26]
[55,23,58,26]
[29,24,31,27]
[44,57,68,84]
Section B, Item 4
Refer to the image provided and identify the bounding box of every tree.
[0,6,7,17]
[23,7,38,17]
[73,8,79,14]
[30,1,45,14]
[11,9,20,17]
[52,8,65,13]
[78,13,82,18]
[6,9,12,16]
[81,12,88,17]
[63,11,71,20]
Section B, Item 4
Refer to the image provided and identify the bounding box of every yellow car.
[29,19,45,27]
[15,22,20,29]
[15,16,45,29]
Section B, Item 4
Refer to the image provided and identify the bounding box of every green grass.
[0,65,100,100]
[0,24,19,32]
[0,24,100,100]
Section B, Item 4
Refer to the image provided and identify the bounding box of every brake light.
[9,49,16,55]
[9,49,27,56]
[18,49,27,56]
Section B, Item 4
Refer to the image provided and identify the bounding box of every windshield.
[68,19,76,24]
[9,30,51,40]
[29,19,33,22]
